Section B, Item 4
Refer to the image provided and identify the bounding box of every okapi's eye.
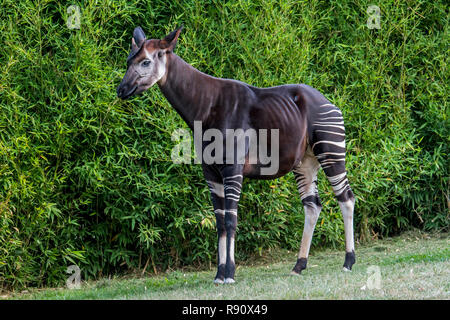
[142,60,151,67]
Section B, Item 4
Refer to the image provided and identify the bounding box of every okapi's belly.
[243,91,308,179]
[243,127,308,179]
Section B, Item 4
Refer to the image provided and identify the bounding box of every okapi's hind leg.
[291,147,322,275]
[320,160,356,271]
[312,103,356,271]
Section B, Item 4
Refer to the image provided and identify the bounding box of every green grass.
[6,231,449,300]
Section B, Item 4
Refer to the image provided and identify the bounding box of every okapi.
[117,26,356,284]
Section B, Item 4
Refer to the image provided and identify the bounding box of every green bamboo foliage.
[0,0,448,290]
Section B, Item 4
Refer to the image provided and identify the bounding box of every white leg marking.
[226,195,241,202]
[328,172,349,197]
[318,109,342,115]
[226,209,238,216]
[223,174,243,181]
[224,185,241,193]
[312,140,346,150]
[293,147,320,201]
[214,209,225,215]
[312,124,345,130]
[229,237,235,264]
[298,205,320,258]
[207,180,224,198]
[218,234,227,265]
[339,200,355,252]
[314,130,346,136]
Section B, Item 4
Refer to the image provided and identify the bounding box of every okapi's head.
[117,26,183,99]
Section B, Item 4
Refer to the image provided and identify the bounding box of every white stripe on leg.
[298,204,321,258]
[228,237,235,264]
[207,180,224,198]
[224,237,236,284]
[339,199,355,252]
[218,234,227,265]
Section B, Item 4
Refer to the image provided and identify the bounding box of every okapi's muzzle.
[116,78,137,100]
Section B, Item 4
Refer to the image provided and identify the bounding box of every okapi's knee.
[215,212,226,235]
[339,197,355,219]
[225,216,237,234]
[336,188,355,204]
[302,196,322,225]
[302,194,322,209]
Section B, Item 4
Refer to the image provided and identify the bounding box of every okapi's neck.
[158,54,218,130]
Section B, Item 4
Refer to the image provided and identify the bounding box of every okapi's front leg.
[221,166,244,284]
[203,166,227,284]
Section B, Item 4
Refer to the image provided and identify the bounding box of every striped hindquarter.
[292,103,356,274]
[311,103,353,202]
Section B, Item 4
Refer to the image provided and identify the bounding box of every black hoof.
[291,257,307,275]
[214,264,225,283]
[224,262,235,280]
[343,250,356,271]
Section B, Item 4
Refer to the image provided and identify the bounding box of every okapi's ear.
[127,27,146,64]
[132,26,146,48]
[161,25,183,52]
